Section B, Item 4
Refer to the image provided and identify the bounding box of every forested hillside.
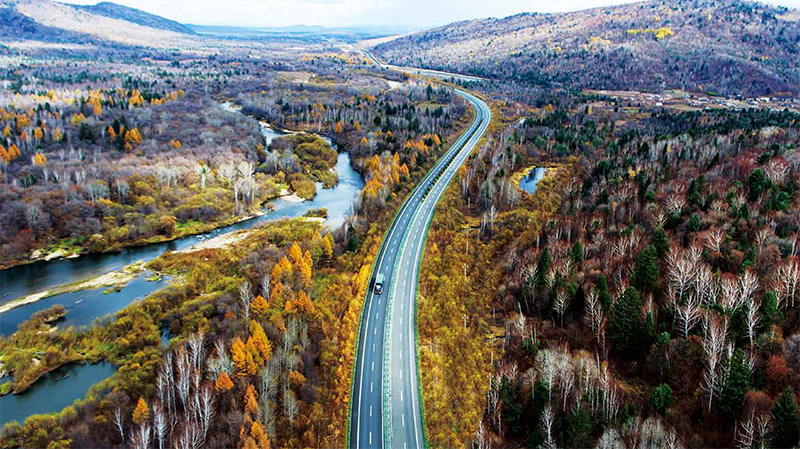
[72,2,195,35]
[416,83,800,448]
[373,0,800,97]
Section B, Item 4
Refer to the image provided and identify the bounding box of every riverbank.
[0,206,272,272]
[0,262,146,315]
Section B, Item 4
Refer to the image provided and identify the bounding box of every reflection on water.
[519,167,546,194]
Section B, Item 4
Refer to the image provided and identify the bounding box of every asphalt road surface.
[349,55,491,449]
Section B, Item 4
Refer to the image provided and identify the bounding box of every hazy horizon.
[60,0,800,29]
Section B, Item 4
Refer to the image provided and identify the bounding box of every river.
[0,362,116,428]
[0,109,364,427]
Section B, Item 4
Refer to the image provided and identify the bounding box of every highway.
[349,53,491,449]
[361,51,485,83]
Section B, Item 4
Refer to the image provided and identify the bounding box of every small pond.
[519,167,547,194]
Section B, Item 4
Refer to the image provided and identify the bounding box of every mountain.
[0,0,197,48]
[188,23,411,43]
[0,5,97,43]
[372,0,800,97]
[72,2,195,35]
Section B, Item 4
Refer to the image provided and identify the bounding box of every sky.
[62,0,800,29]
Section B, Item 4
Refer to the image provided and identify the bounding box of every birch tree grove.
[125,332,215,449]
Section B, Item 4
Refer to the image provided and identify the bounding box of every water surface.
[0,275,167,336]
[519,167,546,194]
[0,362,116,428]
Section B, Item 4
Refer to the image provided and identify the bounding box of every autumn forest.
[1,0,800,448]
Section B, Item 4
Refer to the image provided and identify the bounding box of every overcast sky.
[62,0,800,29]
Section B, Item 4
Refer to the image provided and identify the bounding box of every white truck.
[374,273,385,294]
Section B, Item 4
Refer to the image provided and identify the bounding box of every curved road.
[350,54,491,449]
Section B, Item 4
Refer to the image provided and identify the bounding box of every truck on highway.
[374,273,385,294]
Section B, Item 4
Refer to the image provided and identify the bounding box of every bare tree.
[745,299,760,348]
[474,420,490,449]
[153,404,167,449]
[239,281,252,321]
[773,259,799,309]
[536,349,557,402]
[667,249,698,301]
[198,387,215,440]
[556,350,574,411]
[540,404,556,449]
[133,423,152,449]
[553,290,570,327]
[675,293,703,338]
[114,407,125,444]
[737,411,772,449]
[702,315,728,413]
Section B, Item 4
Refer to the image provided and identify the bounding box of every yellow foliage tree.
[132,397,149,425]
[270,282,283,306]
[32,153,47,166]
[334,121,343,134]
[286,290,315,316]
[107,126,116,139]
[215,371,234,392]
[244,384,259,415]
[70,113,86,125]
[8,144,20,160]
[231,337,253,377]
[125,128,142,145]
[251,294,269,318]
[250,422,270,449]
[272,256,292,282]
[354,122,361,132]
[249,321,272,361]
[301,250,313,282]
[53,128,63,142]
[322,233,334,260]
[288,242,303,265]
[33,127,44,140]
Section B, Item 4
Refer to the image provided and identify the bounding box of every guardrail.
[382,93,488,448]
[347,90,485,448]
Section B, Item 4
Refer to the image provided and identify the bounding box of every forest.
[1,3,800,447]
[414,80,800,448]
[0,43,475,449]
[374,0,800,97]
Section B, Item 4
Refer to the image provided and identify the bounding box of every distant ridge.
[71,1,195,34]
[373,0,800,97]
[0,0,198,48]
